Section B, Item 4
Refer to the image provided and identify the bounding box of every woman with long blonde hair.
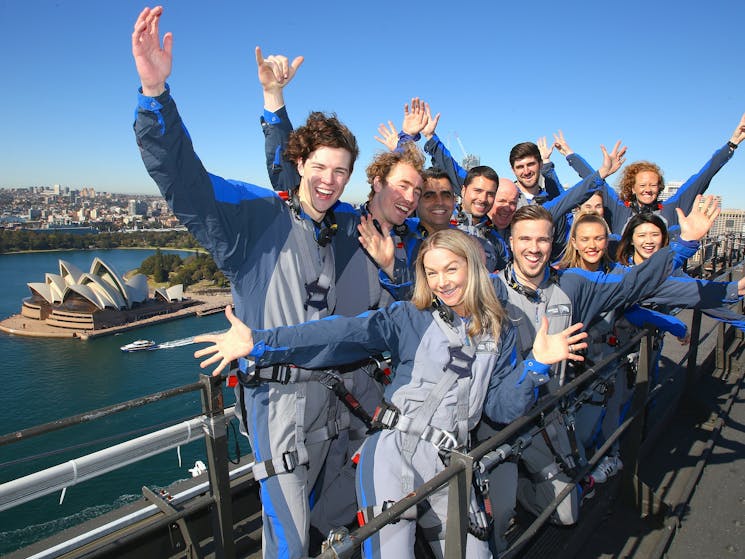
[194,228,587,559]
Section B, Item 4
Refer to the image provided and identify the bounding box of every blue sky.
[2,0,745,207]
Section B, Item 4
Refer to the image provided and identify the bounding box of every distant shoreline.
[0,246,207,256]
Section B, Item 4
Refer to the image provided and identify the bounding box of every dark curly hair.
[617,161,664,203]
[284,111,359,173]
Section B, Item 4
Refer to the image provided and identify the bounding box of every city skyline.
[2,1,745,205]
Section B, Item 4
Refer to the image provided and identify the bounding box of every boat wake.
[155,330,228,350]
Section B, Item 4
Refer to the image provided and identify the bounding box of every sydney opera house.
[21,257,190,330]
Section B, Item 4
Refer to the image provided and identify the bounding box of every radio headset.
[431,296,455,327]
[503,263,559,303]
[279,190,338,247]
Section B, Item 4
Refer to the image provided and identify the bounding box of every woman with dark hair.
[615,212,669,265]
[194,228,587,559]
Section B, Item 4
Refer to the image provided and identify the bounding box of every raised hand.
[598,140,627,179]
[553,130,574,157]
[728,112,745,146]
[402,97,429,137]
[537,136,554,162]
[256,47,304,111]
[194,306,255,376]
[132,6,172,97]
[678,195,721,242]
[255,47,304,92]
[531,319,588,365]
[421,102,441,140]
[357,214,395,278]
[374,121,399,152]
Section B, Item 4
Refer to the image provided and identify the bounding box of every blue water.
[0,250,245,555]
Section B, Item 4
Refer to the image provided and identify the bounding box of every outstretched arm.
[663,113,743,221]
[132,6,172,97]
[543,141,626,218]
[195,304,399,376]
[256,47,304,190]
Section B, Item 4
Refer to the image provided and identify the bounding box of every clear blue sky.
[2,0,745,207]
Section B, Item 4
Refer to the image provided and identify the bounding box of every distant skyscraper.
[659,181,683,202]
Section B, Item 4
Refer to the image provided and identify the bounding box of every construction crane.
[453,132,480,170]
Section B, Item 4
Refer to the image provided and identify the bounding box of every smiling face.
[631,222,664,264]
[512,155,542,193]
[571,221,608,271]
[632,170,661,206]
[509,218,553,288]
[296,147,352,221]
[370,162,423,228]
[423,247,469,316]
[462,175,497,219]
[418,177,455,232]
[488,178,520,229]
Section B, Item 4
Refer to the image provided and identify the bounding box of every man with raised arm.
[132,7,367,557]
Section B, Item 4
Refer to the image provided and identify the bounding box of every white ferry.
[119,339,157,352]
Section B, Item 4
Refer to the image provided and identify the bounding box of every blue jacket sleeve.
[249,304,404,368]
[566,153,595,179]
[560,239,699,324]
[661,144,735,226]
[134,88,287,277]
[623,305,688,338]
[543,171,606,219]
[482,322,551,424]
[541,162,564,200]
[261,106,301,191]
[701,306,745,332]
[642,272,741,309]
[423,134,467,196]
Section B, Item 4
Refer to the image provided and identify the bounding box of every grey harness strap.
[293,217,335,322]
[398,310,475,492]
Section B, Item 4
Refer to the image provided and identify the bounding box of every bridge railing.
[1,253,742,559]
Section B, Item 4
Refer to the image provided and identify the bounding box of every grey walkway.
[570,309,745,559]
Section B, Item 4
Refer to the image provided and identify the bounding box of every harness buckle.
[429,427,459,451]
[235,358,259,387]
[370,401,400,431]
[282,451,298,473]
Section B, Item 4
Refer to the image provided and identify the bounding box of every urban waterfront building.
[21,257,187,330]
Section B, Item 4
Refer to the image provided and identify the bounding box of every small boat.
[120,339,157,352]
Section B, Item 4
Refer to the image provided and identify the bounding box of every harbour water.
[0,249,244,555]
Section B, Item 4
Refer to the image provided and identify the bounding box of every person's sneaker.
[580,476,596,503]
[591,455,623,484]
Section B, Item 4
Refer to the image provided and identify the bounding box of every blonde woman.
[195,229,587,559]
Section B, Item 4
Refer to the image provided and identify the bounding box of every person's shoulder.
[332,200,359,215]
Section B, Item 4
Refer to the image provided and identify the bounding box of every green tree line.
[0,229,202,254]
[138,249,229,288]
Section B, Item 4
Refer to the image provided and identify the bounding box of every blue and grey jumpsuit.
[135,88,361,558]
[244,299,553,559]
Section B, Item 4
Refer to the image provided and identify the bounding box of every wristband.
[728,141,738,150]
